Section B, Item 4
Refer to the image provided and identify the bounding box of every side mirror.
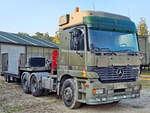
[70,28,82,51]
[70,28,82,37]
[139,52,144,60]
[74,36,80,51]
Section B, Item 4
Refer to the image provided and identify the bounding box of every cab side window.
[70,28,84,51]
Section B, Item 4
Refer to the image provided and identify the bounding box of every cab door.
[68,26,86,69]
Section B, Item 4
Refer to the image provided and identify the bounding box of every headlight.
[108,90,114,94]
[93,89,104,95]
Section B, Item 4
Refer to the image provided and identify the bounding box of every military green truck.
[4,9,142,109]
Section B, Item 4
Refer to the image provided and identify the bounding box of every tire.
[4,74,11,83]
[30,76,43,97]
[62,79,81,109]
[43,89,49,96]
[12,77,16,82]
[13,77,17,82]
[112,101,120,104]
[14,77,20,83]
[7,75,11,83]
[21,74,31,94]
[4,74,7,82]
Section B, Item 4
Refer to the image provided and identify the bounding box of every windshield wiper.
[99,48,111,52]
[114,49,135,53]
[91,47,117,56]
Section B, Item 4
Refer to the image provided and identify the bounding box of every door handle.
[76,51,83,57]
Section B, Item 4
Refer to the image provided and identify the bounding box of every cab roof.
[59,10,131,29]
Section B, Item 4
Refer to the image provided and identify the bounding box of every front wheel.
[62,79,81,109]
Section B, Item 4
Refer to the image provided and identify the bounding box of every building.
[0,31,58,75]
[138,35,150,69]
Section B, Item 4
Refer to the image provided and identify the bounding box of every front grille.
[114,89,125,93]
[88,66,139,83]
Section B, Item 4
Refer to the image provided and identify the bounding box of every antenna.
[92,2,95,11]
[128,8,131,18]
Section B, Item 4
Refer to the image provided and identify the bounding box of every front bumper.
[76,79,141,105]
[86,92,140,105]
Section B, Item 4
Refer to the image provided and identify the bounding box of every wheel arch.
[59,74,73,96]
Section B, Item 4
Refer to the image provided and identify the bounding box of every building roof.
[0,31,58,48]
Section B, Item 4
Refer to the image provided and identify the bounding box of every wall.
[1,44,25,74]
[0,43,58,75]
[0,44,1,73]
[138,36,150,66]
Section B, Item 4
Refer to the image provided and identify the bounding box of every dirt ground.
[0,76,150,113]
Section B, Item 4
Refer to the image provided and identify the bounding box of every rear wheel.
[13,77,19,83]
[21,74,31,94]
[4,74,7,82]
[7,75,11,83]
[4,74,10,83]
[30,76,43,97]
[62,79,81,109]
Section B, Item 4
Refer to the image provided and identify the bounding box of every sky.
[0,0,150,36]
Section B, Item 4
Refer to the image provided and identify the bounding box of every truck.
[3,8,142,109]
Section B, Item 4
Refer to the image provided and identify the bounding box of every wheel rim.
[22,76,28,88]
[24,78,28,87]
[31,77,37,92]
[64,87,73,102]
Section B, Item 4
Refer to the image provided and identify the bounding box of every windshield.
[88,29,139,53]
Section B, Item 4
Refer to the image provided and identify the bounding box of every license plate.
[96,98,101,101]
[114,84,127,89]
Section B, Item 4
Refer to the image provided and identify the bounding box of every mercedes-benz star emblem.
[117,69,124,77]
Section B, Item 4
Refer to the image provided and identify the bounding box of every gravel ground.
[0,76,150,113]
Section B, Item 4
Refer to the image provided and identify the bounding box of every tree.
[53,34,60,44]
[33,32,54,41]
[18,31,55,42]
[44,32,50,39]
[48,36,54,42]
[35,32,44,38]
[18,32,30,36]
[137,17,149,36]
[43,32,54,41]
[52,31,60,44]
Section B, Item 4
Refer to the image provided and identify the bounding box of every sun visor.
[83,16,137,33]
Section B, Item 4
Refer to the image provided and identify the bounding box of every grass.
[2,104,25,113]
[0,91,6,95]
[0,80,5,85]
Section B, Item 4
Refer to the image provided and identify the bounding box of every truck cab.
[57,8,141,108]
